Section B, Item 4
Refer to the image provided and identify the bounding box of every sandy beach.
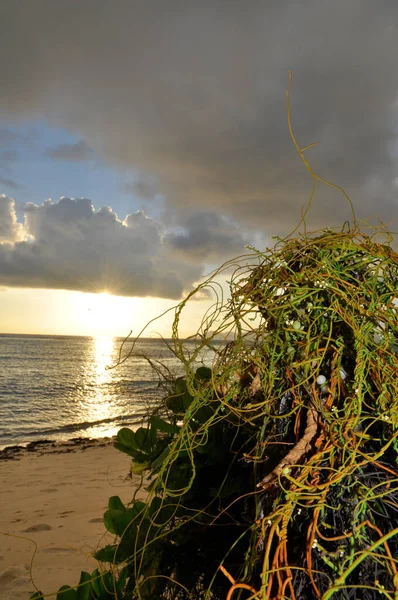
[0,438,145,600]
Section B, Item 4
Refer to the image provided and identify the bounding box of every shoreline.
[0,435,117,461]
[0,435,145,599]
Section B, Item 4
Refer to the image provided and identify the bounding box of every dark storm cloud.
[1,0,398,238]
[44,140,95,161]
[0,196,239,298]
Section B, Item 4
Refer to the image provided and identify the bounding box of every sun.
[75,291,174,338]
[80,291,133,337]
[69,287,215,339]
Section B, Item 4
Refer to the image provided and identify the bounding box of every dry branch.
[257,402,318,488]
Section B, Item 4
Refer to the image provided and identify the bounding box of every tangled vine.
[30,73,398,600]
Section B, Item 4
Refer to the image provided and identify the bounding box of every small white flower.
[267,520,272,526]
[339,368,347,380]
[382,414,390,421]
[312,539,318,549]
[317,375,327,385]
[354,388,359,394]
[297,508,302,515]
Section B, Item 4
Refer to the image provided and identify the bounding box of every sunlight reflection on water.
[0,334,223,447]
[77,336,118,435]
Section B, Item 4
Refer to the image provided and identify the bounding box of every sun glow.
[0,286,216,338]
[74,290,185,338]
[77,291,140,337]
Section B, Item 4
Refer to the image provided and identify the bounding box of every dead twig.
[257,402,318,488]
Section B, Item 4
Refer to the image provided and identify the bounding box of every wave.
[0,410,151,447]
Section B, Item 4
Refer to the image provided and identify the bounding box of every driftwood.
[257,402,318,488]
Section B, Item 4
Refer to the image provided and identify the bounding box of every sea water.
[0,334,214,448]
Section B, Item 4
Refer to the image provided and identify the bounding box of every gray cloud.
[0,196,242,298]
[0,129,26,186]
[44,140,95,161]
[165,212,248,262]
[0,128,26,145]
[1,0,398,238]
[0,176,21,190]
[123,173,160,202]
[0,150,18,163]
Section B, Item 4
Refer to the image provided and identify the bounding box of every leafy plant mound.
[31,225,398,600]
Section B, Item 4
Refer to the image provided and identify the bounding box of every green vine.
[29,72,398,600]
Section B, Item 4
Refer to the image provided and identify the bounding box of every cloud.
[0,196,231,299]
[0,195,24,242]
[0,129,28,184]
[165,212,248,262]
[0,128,26,145]
[123,173,160,201]
[0,176,21,190]
[44,140,95,161]
[1,1,398,237]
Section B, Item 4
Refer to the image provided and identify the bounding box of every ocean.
[0,334,213,449]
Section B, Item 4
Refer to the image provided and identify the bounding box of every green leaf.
[166,462,192,491]
[195,366,212,381]
[108,495,125,511]
[150,416,180,434]
[101,571,116,595]
[193,405,214,423]
[131,460,151,474]
[29,594,44,600]
[104,501,146,536]
[103,509,127,535]
[93,544,117,563]
[76,572,91,600]
[116,566,129,592]
[135,427,156,453]
[182,392,194,410]
[149,497,175,524]
[114,427,138,456]
[175,377,188,394]
[56,585,77,600]
[151,446,170,470]
[91,569,105,598]
[165,395,183,413]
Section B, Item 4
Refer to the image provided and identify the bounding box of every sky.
[1,0,398,338]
